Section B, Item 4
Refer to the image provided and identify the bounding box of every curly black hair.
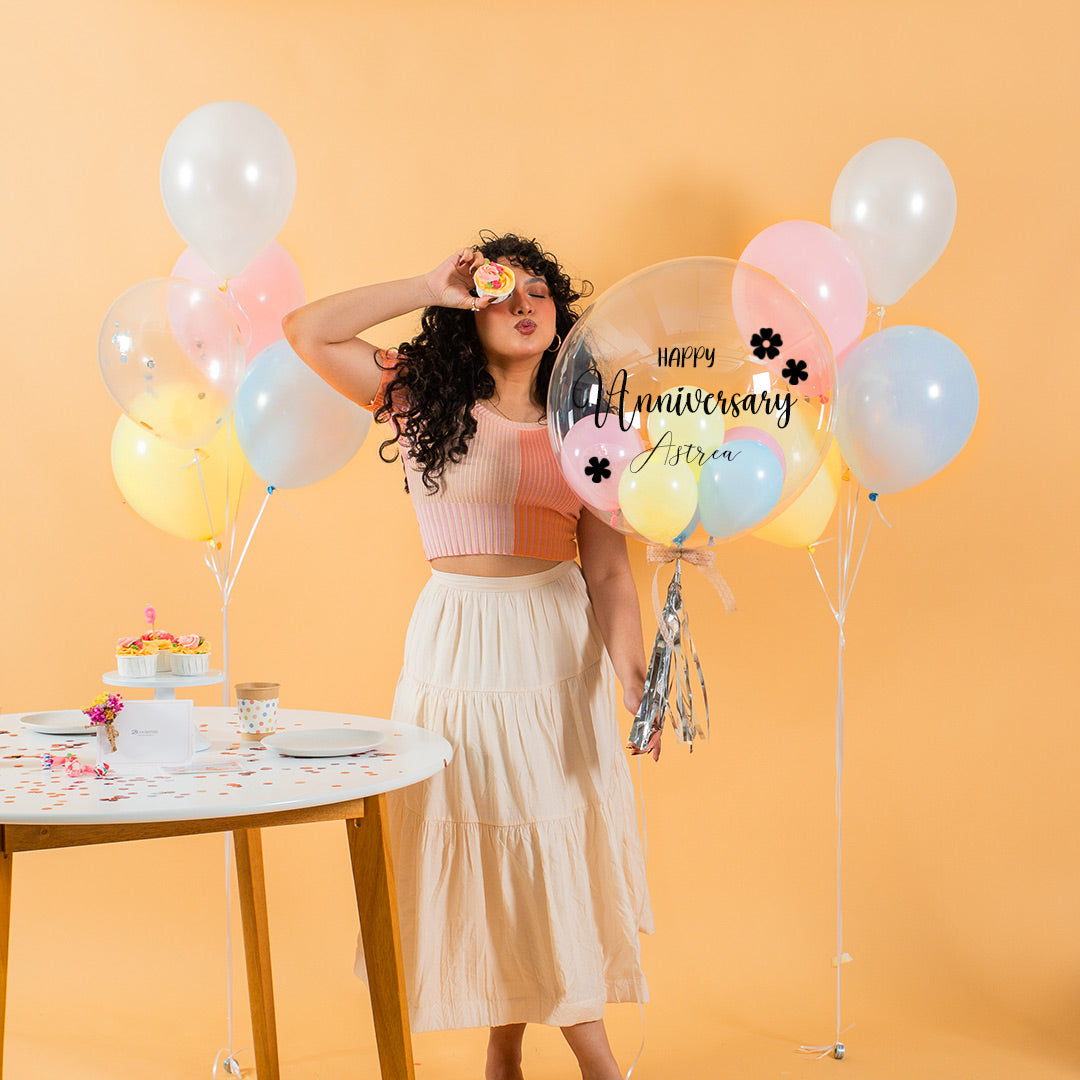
[372,231,592,493]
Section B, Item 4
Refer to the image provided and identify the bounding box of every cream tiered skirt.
[359,559,653,1032]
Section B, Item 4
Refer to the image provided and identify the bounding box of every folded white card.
[98,700,194,770]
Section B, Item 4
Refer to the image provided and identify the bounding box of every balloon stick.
[798,483,883,1059]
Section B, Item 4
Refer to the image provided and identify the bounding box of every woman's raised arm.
[282,247,496,407]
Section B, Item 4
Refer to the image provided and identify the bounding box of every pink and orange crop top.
[361,351,583,561]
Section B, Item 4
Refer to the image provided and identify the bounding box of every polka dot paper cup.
[234,681,280,741]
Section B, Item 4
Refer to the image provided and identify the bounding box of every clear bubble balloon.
[548,257,836,547]
[98,278,246,449]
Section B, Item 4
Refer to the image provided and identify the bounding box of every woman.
[284,232,657,1080]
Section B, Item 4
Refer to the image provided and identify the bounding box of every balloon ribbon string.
[221,422,250,587]
[221,423,234,584]
[222,280,254,351]
[192,453,225,593]
[226,461,248,576]
[192,451,232,703]
[224,487,275,604]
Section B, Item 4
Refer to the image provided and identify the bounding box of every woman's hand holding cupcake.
[423,247,500,311]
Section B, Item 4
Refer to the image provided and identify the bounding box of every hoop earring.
[547,333,563,352]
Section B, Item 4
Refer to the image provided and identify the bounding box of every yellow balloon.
[126,382,233,450]
[617,455,698,545]
[645,384,726,463]
[111,414,250,541]
[752,440,843,547]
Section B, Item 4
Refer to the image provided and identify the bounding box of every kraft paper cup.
[235,681,280,741]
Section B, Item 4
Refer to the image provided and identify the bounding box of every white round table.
[0,707,452,1080]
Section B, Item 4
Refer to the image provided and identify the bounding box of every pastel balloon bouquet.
[98,101,374,699]
[733,137,978,1061]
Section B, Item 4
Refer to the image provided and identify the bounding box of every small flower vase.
[97,721,118,754]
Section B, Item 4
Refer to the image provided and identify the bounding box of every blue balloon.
[836,325,978,495]
[697,439,785,539]
[234,339,371,488]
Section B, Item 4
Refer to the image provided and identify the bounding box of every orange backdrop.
[2,2,1078,1078]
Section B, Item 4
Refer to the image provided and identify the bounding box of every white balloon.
[831,138,956,307]
[160,101,297,280]
[234,339,371,489]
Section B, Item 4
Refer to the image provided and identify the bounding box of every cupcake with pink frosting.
[172,634,211,676]
[115,636,158,678]
[143,631,177,672]
[473,261,515,302]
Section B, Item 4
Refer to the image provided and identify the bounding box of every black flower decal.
[751,327,782,360]
[584,456,611,484]
[781,358,809,385]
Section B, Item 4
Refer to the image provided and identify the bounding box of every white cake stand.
[102,669,223,751]
[102,669,224,700]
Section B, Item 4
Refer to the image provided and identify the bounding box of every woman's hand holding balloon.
[629,730,662,762]
[623,684,661,761]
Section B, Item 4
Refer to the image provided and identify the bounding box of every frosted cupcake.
[143,631,177,672]
[172,634,211,676]
[473,261,515,302]
[116,636,158,678]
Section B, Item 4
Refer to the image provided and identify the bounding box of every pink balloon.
[739,220,868,372]
[561,415,645,512]
[731,258,837,399]
[172,241,305,362]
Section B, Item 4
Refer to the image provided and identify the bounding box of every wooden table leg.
[347,794,415,1080]
[0,851,11,1080]
[233,828,280,1080]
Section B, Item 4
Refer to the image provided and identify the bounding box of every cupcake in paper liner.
[172,633,211,676]
[143,631,177,672]
[473,261,515,302]
[116,635,158,678]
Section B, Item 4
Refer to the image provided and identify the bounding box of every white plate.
[19,710,96,736]
[261,728,386,758]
